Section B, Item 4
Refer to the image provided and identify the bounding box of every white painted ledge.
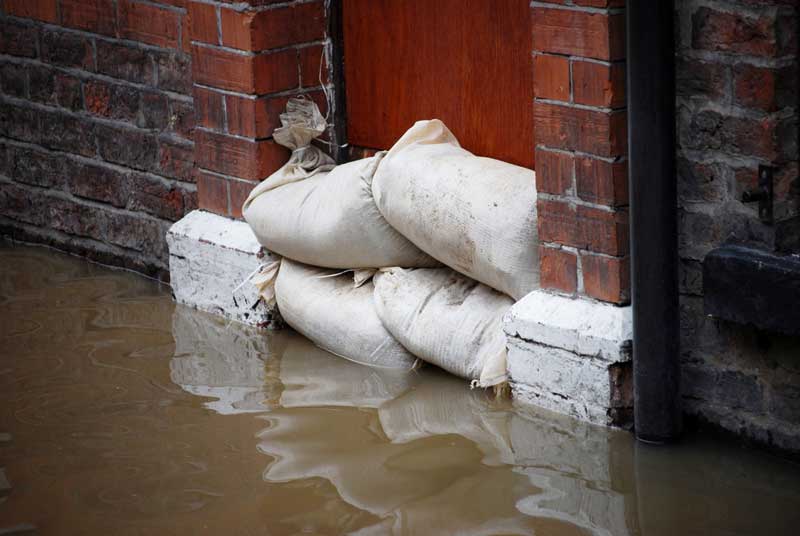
[167,210,279,327]
[503,290,633,426]
[504,290,632,362]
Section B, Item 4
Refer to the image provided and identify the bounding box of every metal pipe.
[626,0,682,443]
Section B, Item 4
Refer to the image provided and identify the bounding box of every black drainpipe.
[626,0,682,443]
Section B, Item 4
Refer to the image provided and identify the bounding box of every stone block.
[167,209,278,326]
[504,290,633,427]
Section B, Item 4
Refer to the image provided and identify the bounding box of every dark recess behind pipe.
[627,0,682,442]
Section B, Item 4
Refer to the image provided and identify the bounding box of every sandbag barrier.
[242,100,539,388]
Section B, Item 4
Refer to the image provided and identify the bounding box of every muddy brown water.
[1,244,799,535]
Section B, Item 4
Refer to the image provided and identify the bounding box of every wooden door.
[342,0,534,168]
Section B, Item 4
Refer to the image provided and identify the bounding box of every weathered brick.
[680,109,786,162]
[3,0,57,23]
[572,60,625,108]
[677,157,727,204]
[101,205,169,257]
[683,365,765,415]
[196,170,228,215]
[676,57,728,101]
[229,178,256,219]
[194,129,288,180]
[66,159,128,207]
[96,41,154,85]
[119,0,181,49]
[539,245,577,294]
[29,67,83,111]
[40,29,95,70]
[0,62,27,98]
[692,7,783,57]
[155,51,192,94]
[577,205,629,256]
[140,92,170,130]
[576,156,628,206]
[537,199,577,246]
[0,102,39,143]
[0,19,38,58]
[84,79,140,122]
[128,172,187,221]
[0,181,44,226]
[533,8,625,61]
[534,102,627,158]
[224,94,257,137]
[193,86,225,131]
[38,109,96,157]
[534,54,569,101]
[535,148,573,196]
[220,1,325,51]
[734,64,795,112]
[95,123,158,171]
[61,0,117,36]
[581,253,630,304]
[192,45,255,92]
[188,1,218,44]
[192,45,297,95]
[6,144,64,188]
[158,139,194,181]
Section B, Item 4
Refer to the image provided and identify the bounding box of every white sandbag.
[275,258,417,369]
[372,119,539,299]
[243,152,438,270]
[373,267,514,387]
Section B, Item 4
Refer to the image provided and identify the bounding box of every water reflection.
[2,244,800,535]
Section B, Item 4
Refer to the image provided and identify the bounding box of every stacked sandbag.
[243,152,438,269]
[373,267,514,387]
[275,258,417,370]
[372,119,539,300]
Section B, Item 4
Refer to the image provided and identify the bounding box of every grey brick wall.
[676,0,800,453]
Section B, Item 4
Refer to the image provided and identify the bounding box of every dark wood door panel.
[343,0,534,168]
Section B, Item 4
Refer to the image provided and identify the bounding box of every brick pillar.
[533,0,629,304]
[187,0,329,219]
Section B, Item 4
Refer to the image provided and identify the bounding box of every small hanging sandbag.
[371,119,539,300]
[373,267,514,387]
[275,258,418,370]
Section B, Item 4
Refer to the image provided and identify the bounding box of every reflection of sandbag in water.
[170,305,281,414]
[372,119,539,299]
[277,336,418,409]
[275,259,417,369]
[374,267,513,387]
[377,370,514,466]
[257,405,540,535]
[244,152,437,270]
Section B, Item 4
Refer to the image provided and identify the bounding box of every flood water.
[1,244,799,535]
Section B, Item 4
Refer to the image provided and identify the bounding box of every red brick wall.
[0,0,195,280]
[532,0,629,304]
[188,0,329,219]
